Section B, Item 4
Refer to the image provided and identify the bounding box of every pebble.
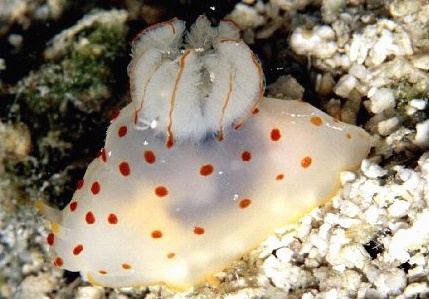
[373,268,407,296]
[368,88,395,114]
[377,116,400,136]
[76,286,105,299]
[404,282,429,297]
[387,210,429,262]
[387,199,410,218]
[333,74,358,98]
[412,54,429,70]
[339,171,356,185]
[414,119,429,149]
[364,205,381,225]
[409,253,426,266]
[361,160,388,178]
[290,25,337,58]
[409,98,428,110]
[274,247,294,263]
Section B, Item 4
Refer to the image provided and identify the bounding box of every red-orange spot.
[111,109,120,120]
[167,252,176,259]
[97,148,107,162]
[69,201,78,212]
[47,233,55,246]
[200,164,214,176]
[85,212,96,224]
[301,156,312,169]
[155,186,168,198]
[252,107,260,114]
[270,128,281,141]
[118,125,127,137]
[239,198,252,209]
[119,161,131,176]
[122,263,132,270]
[218,131,224,142]
[108,213,118,224]
[166,135,174,149]
[346,132,352,139]
[73,244,83,256]
[234,123,242,130]
[54,257,63,267]
[241,151,252,162]
[151,230,163,239]
[76,179,84,190]
[276,174,284,181]
[99,270,107,275]
[144,150,156,164]
[91,181,100,195]
[310,116,323,126]
[193,226,205,235]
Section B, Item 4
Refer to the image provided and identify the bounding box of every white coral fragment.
[413,119,429,149]
[348,19,413,67]
[333,74,358,98]
[373,268,407,296]
[368,88,395,114]
[412,54,429,70]
[290,25,337,59]
[386,210,429,263]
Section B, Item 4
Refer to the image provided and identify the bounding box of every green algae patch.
[15,9,129,115]
[394,81,429,128]
[6,9,129,208]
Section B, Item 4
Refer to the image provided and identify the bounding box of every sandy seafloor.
[1,0,429,298]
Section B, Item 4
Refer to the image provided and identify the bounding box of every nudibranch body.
[38,16,371,289]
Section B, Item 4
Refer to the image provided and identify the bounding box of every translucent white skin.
[45,97,370,288]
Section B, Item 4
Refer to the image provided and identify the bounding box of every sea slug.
[37,15,371,289]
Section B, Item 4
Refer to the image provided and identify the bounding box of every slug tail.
[35,200,62,223]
